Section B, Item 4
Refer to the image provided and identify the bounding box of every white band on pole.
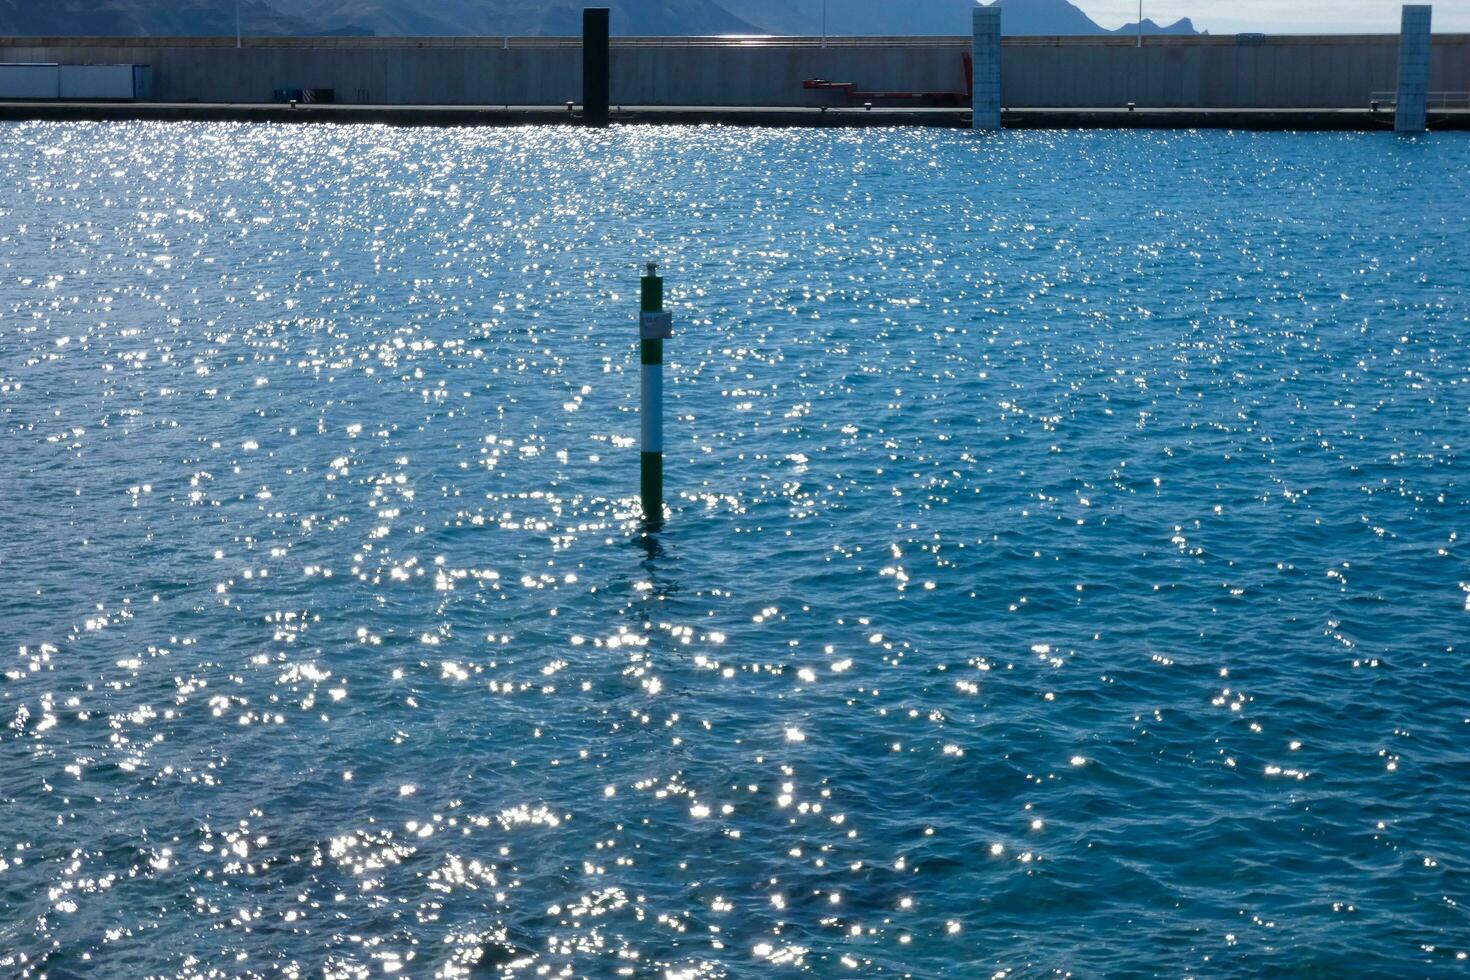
[641,364,663,453]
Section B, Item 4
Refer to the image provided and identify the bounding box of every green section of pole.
[640,451,662,524]
[640,264,664,526]
[641,267,662,315]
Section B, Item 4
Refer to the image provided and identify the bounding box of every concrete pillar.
[1396,5,1431,133]
[972,6,1001,130]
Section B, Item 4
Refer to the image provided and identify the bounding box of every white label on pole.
[640,312,673,339]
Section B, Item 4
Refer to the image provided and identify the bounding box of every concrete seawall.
[4,101,1460,131]
[0,34,1466,110]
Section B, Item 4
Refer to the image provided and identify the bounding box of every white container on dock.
[0,63,61,100]
[59,65,152,100]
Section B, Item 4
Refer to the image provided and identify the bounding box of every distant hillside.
[294,0,765,36]
[986,0,1199,36]
[0,0,1200,37]
[731,1,1199,36]
[733,0,978,35]
[0,0,326,36]
[0,0,762,36]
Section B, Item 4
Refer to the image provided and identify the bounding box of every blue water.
[1,122,1467,977]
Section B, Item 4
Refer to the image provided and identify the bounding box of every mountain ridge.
[987,0,1198,36]
[0,0,1202,38]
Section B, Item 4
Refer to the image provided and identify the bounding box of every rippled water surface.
[2,122,1468,977]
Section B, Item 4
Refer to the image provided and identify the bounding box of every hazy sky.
[1080,1,1468,34]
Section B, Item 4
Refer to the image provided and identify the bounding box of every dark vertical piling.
[583,7,610,126]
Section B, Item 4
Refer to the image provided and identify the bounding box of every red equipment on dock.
[803,53,972,107]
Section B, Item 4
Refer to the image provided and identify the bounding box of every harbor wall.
[0,34,1466,109]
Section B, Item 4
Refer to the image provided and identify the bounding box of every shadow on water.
[631,523,679,603]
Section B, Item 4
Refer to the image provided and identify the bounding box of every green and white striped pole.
[639,262,672,526]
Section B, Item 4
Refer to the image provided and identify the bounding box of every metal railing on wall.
[4,33,1449,51]
[1370,90,1470,109]
[0,34,965,49]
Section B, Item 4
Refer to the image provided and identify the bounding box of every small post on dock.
[583,7,610,126]
[639,263,672,526]
[1395,5,1432,133]
[972,6,1002,130]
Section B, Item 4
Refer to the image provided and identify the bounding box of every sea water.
[1,123,1467,977]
